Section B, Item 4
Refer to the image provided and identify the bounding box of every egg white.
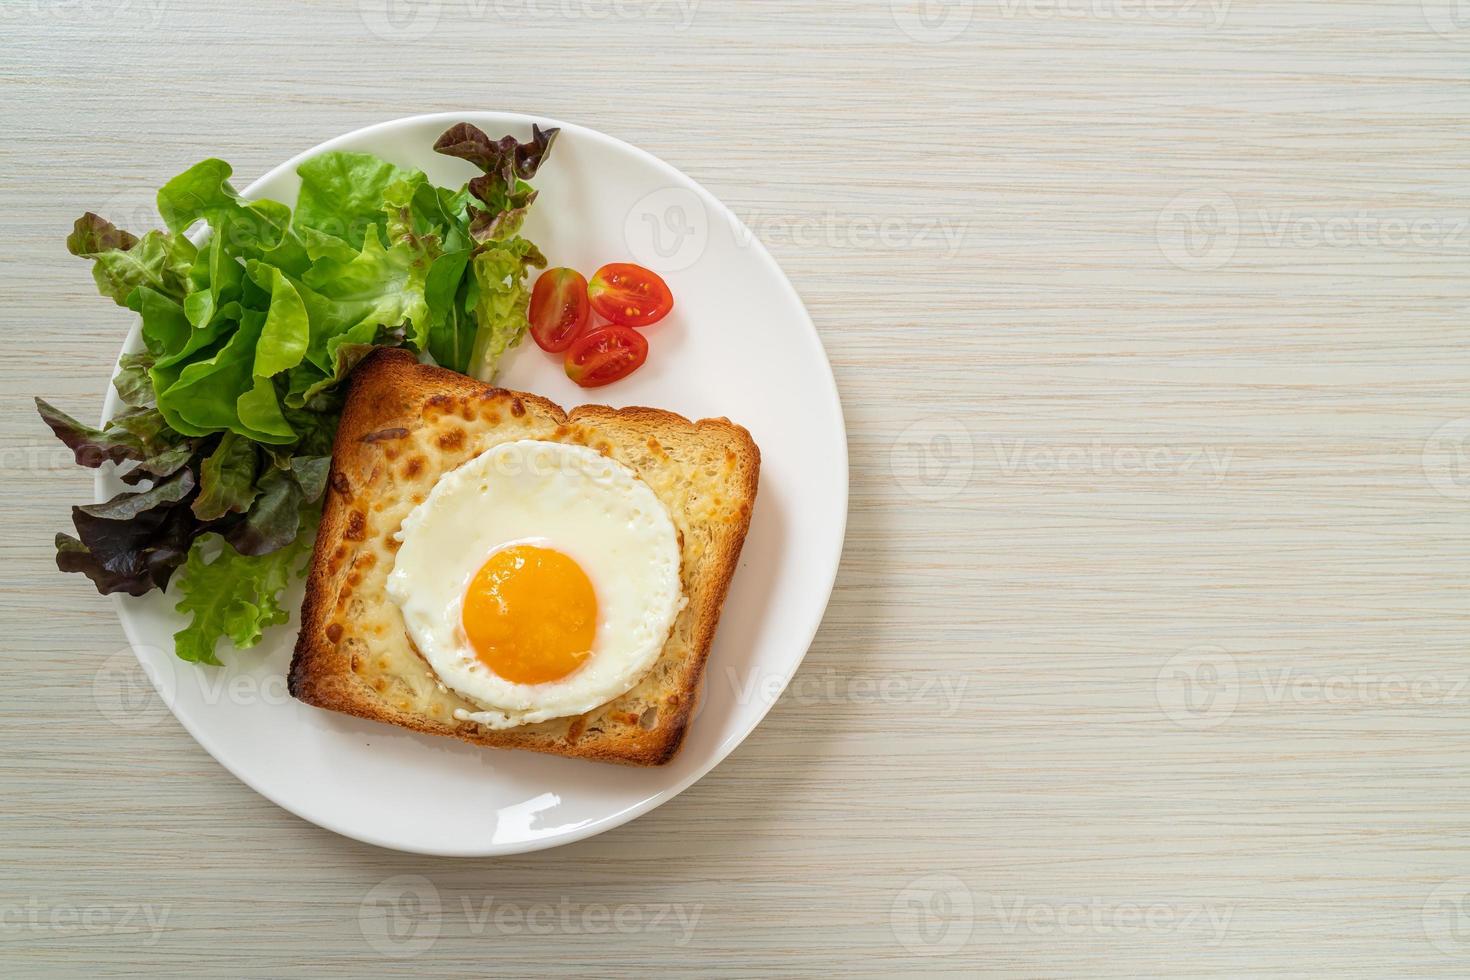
[385,439,682,730]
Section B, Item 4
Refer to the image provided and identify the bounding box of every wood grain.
[2,0,1468,975]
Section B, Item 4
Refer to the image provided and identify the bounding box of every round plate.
[97,112,847,856]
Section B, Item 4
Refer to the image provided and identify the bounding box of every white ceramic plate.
[96,112,847,856]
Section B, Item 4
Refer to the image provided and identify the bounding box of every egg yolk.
[461,545,597,685]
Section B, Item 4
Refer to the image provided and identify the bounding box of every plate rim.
[97,110,849,856]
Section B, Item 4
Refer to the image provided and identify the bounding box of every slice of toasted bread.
[288,348,760,766]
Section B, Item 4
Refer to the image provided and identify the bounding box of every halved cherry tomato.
[587,263,673,327]
[564,326,649,388]
[528,267,591,352]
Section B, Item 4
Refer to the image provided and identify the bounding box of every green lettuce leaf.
[184,233,246,329]
[68,213,195,306]
[129,286,192,358]
[424,249,473,373]
[49,122,558,664]
[235,375,295,442]
[113,352,156,408]
[383,171,465,256]
[252,265,310,377]
[157,159,310,274]
[157,309,262,437]
[224,456,326,557]
[192,433,259,521]
[467,237,545,381]
[302,225,433,352]
[293,151,408,255]
[172,521,314,665]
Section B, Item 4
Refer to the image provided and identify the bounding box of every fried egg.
[386,439,683,729]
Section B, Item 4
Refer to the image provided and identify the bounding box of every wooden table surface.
[4,1,1468,976]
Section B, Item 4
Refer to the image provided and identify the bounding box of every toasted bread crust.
[288,348,759,766]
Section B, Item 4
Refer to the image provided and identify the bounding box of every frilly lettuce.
[42,122,558,662]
